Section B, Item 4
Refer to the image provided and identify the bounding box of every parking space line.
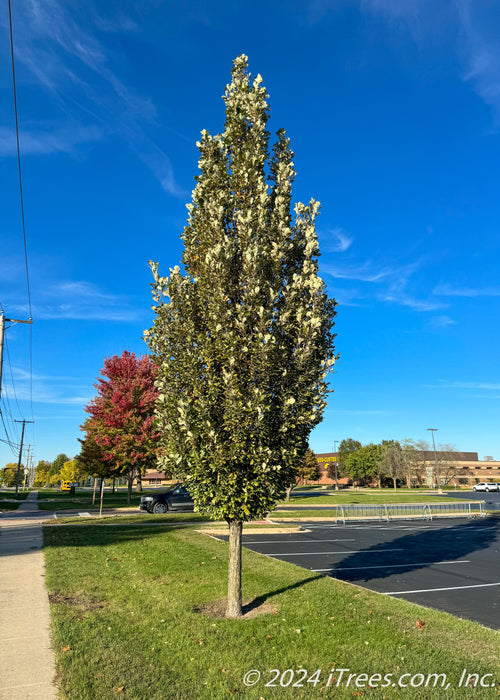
[312,559,470,572]
[242,538,356,544]
[386,582,500,595]
[267,547,404,557]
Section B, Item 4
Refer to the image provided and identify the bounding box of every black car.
[139,484,194,514]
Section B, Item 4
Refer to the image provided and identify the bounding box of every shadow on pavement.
[328,517,499,583]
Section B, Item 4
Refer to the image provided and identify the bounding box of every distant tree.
[59,460,81,484]
[401,439,460,488]
[401,439,428,487]
[146,55,337,617]
[433,443,460,487]
[0,463,22,487]
[77,430,116,480]
[378,441,405,489]
[81,351,160,504]
[285,448,321,501]
[48,454,70,480]
[344,443,383,485]
[34,460,51,488]
[337,439,361,475]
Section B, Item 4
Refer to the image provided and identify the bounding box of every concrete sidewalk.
[0,491,57,699]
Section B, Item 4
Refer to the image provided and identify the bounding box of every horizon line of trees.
[320,438,465,488]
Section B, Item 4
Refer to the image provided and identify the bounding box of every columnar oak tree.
[285,448,322,502]
[146,56,337,617]
[81,351,160,503]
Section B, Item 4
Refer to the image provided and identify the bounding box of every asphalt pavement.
[217,516,500,629]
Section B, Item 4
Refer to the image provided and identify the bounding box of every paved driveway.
[217,517,500,629]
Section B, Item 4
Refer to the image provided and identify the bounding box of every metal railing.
[334,501,485,524]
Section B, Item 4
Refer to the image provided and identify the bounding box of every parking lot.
[217,516,500,629]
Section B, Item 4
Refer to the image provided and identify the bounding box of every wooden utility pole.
[14,419,33,496]
[0,312,33,400]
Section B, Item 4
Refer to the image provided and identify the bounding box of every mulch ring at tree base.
[193,598,279,619]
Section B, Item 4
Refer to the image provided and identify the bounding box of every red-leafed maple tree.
[80,351,160,503]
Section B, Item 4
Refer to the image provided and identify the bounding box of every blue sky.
[1,0,500,468]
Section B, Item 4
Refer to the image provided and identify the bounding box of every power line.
[7,0,35,446]
[0,408,19,457]
[4,334,23,418]
[7,0,32,319]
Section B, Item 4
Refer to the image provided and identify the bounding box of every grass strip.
[36,489,147,511]
[44,523,499,699]
[0,491,30,511]
[286,493,464,505]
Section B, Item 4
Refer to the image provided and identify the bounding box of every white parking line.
[312,559,470,572]
[268,547,404,557]
[243,538,356,544]
[386,582,500,595]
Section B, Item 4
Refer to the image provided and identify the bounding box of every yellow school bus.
[61,481,75,492]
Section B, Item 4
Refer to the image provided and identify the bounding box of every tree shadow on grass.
[193,575,324,619]
[242,574,323,613]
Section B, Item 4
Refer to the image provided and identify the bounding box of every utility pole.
[14,419,33,496]
[0,311,33,399]
[333,440,339,490]
[427,428,441,492]
[23,445,30,489]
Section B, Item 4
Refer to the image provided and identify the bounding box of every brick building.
[314,451,500,487]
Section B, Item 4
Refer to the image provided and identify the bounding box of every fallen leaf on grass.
[62,646,70,652]
[416,619,425,629]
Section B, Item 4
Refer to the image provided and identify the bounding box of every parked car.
[472,482,500,492]
[139,484,194,513]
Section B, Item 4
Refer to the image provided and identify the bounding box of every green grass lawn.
[36,488,149,511]
[0,491,29,511]
[43,523,500,699]
[50,513,214,526]
[283,492,464,506]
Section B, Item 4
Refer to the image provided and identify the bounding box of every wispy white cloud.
[4,0,186,197]
[456,1,500,122]
[323,255,447,312]
[320,227,354,253]
[327,409,392,415]
[429,315,456,328]
[425,380,500,390]
[3,384,90,406]
[4,366,90,406]
[434,283,500,297]
[9,280,143,322]
[0,124,104,157]
[381,289,447,312]
[322,261,393,282]
[352,0,500,121]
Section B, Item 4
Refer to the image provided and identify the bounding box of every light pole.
[427,428,441,492]
[333,440,339,490]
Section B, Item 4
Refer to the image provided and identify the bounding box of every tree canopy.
[146,55,337,616]
[80,351,160,502]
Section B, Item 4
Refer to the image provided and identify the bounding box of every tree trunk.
[393,477,397,490]
[135,469,143,492]
[285,485,293,502]
[112,477,116,495]
[127,472,133,505]
[226,519,243,618]
[92,477,97,505]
